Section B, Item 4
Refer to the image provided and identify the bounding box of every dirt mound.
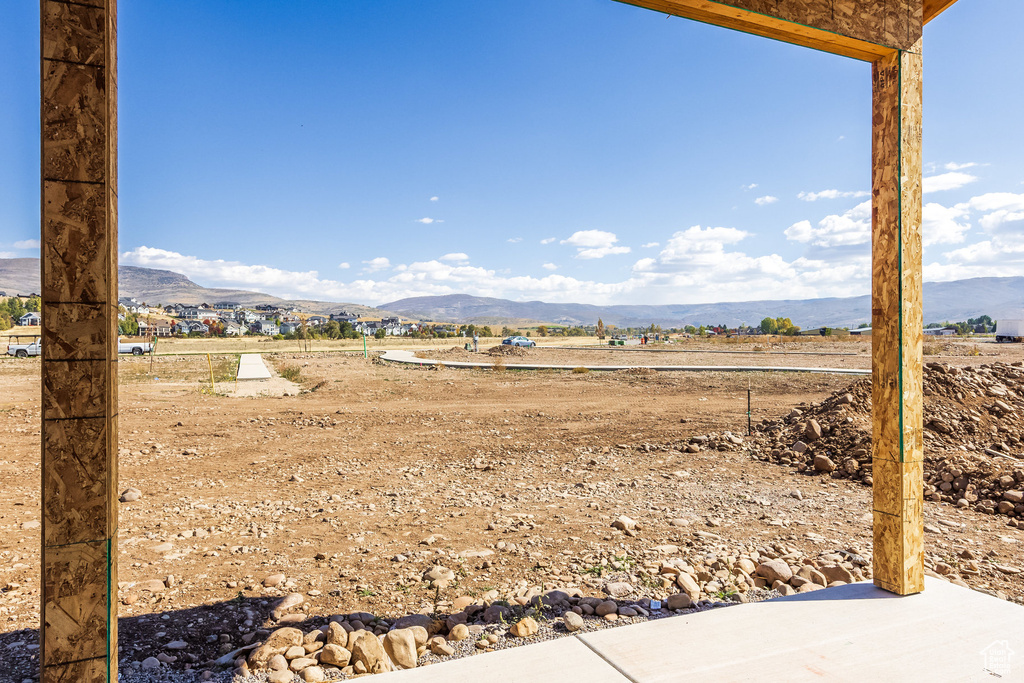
[737,361,1024,524]
[488,344,528,357]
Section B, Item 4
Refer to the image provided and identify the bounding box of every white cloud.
[338,262,350,269]
[742,183,758,191]
[507,237,522,244]
[924,171,978,194]
[540,237,556,245]
[784,201,871,247]
[922,203,970,246]
[560,230,631,259]
[440,252,469,262]
[754,195,778,206]
[414,217,443,224]
[13,239,40,249]
[362,257,391,272]
[541,263,558,271]
[944,162,978,171]
[642,242,659,248]
[429,196,439,202]
[962,192,1024,231]
[797,189,869,202]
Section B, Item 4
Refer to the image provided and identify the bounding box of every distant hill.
[382,278,1024,329]
[6,257,1021,327]
[0,258,387,317]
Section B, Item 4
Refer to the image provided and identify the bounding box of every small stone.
[120,487,143,503]
[268,671,292,683]
[804,420,823,442]
[268,654,289,671]
[675,572,700,599]
[165,640,188,650]
[448,623,470,642]
[289,657,317,671]
[264,574,286,588]
[563,612,584,632]
[611,516,639,532]
[509,617,539,638]
[141,657,160,670]
[792,441,809,454]
[430,637,455,656]
[285,646,306,660]
[604,581,633,598]
[595,601,618,617]
[248,628,303,670]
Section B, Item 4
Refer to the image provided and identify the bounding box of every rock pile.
[730,361,1024,523]
[488,344,528,358]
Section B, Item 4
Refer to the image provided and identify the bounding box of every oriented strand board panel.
[616,0,923,61]
[870,38,925,596]
[40,0,118,680]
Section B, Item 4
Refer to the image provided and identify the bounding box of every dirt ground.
[0,338,1022,679]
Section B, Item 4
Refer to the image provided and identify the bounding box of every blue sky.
[2,1,1023,305]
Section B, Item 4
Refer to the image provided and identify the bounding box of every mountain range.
[3,257,1022,328]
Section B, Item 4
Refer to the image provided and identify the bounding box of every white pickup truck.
[6,336,41,358]
[996,319,1024,343]
[118,338,153,355]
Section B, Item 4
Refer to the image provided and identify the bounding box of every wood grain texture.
[870,38,924,596]
[616,0,922,61]
[923,0,959,23]
[41,1,118,680]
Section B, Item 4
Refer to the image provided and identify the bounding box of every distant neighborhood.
[0,290,1007,341]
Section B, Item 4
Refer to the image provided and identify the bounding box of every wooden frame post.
[870,39,925,595]
[40,1,119,680]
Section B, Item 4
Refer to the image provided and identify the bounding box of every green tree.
[118,314,139,336]
[0,311,11,331]
[5,297,27,320]
[479,326,494,337]
[25,295,41,313]
[537,325,548,337]
[374,328,386,340]
[760,317,779,335]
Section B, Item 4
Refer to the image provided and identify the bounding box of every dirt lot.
[0,338,1021,680]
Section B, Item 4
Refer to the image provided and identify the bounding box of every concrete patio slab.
[579,578,1024,682]
[381,349,870,375]
[377,633,629,682]
[373,579,1023,682]
[236,353,272,380]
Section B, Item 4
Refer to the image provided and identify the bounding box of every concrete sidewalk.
[236,353,272,380]
[378,579,1023,682]
[381,349,870,375]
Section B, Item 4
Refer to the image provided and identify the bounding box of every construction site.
[9,0,1024,681]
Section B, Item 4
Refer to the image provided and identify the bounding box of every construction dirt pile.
[487,344,528,358]
[677,361,1024,526]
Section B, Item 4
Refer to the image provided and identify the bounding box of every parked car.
[5,336,40,358]
[501,336,536,347]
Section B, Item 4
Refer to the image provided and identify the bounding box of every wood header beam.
[923,0,960,23]
[617,0,923,61]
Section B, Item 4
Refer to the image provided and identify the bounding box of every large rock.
[383,629,418,669]
[509,617,539,638]
[249,628,303,670]
[666,593,693,610]
[301,666,326,683]
[803,419,823,442]
[448,623,470,642]
[326,622,348,646]
[755,560,793,584]
[604,581,633,598]
[595,601,618,617]
[351,631,392,674]
[813,455,836,473]
[675,572,701,599]
[819,565,855,584]
[563,612,584,632]
[319,644,351,668]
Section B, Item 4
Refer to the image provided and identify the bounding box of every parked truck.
[995,319,1024,343]
[5,336,41,358]
[118,338,154,355]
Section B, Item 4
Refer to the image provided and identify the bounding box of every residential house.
[18,312,41,326]
[250,321,279,336]
[307,315,328,327]
[280,322,301,335]
[924,326,958,337]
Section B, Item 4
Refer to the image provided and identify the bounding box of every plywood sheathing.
[870,38,925,596]
[40,0,118,680]
[617,0,923,61]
